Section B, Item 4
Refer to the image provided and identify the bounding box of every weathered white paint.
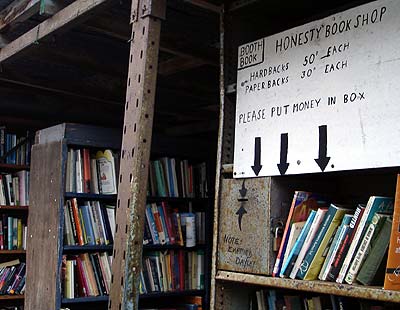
[234,0,400,178]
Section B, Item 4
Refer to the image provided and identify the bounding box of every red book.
[82,149,91,193]
[162,202,175,245]
[76,256,89,296]
[71,198,84,246]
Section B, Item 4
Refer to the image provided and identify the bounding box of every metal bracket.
[141,0,166,20]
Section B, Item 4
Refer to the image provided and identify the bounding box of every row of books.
[62,252,112,298]
[273,192,394,287]
[144,203,206,247]
[140,250,205,294]
[0,171,29,206]
[251,289,389,310]
[0,259,26,295]
[0,128,32,165]
[65,148,118,195]
[0,216,27,250]
[64,199,116,246]
[148,158,208,198]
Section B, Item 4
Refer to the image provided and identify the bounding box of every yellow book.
[17,219,22,249]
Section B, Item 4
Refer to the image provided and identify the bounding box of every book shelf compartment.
[63,245,113,253]
[64,192,117,200]
[143,244,206,251]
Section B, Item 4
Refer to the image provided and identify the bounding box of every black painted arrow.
[239,179,247,198]
[315,125,331,172]
[236,205,247,231]
[277,133,289,175]
[251,137,262,176]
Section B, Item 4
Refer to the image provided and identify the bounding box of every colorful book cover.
[327,204,365,281]
[298,204,351,280]
[385,174,400,290]
[80,205,95,245]
[272,191,328,277]
[319,214,352,281]
[290,208,327,279]
[336,196,394,283]
[280,221,306,277]
[282,211,316,277]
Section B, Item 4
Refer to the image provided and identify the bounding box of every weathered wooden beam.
[0,0,40,32]
[163,120,219,136]
[0,0,116,63]
[184,0,220,13]
[158,55,207,75]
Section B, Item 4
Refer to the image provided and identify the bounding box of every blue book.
[80,205,95,245]
[145,205,160,244]
[166,158,176,197]
[281,210,316,277]
[7,217,13,250]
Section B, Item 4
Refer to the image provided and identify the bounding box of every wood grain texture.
[24,141,64,310]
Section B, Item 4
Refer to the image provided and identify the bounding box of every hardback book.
[326,204,365,281]
[80,204,95,245]
[336,196,394,283]
[384,174,400,290]
[319,214,352,281]
[345,213,391,284]
[290,208,327,279]
[298,204,352,280]
[358,216,392,286]
[272,191,328,277]
[96,150,117,195]
[153,160,167,197]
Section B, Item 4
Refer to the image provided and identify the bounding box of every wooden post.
[108,1,165,309]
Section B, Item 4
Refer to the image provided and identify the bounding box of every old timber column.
[109,1,166,309]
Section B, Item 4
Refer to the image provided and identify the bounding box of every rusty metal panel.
[108,0,163,310]
[25,141,64,310]
[217,177,271,275]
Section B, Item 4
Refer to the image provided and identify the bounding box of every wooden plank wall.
[25,141,64,310]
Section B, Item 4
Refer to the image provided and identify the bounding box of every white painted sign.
[234,0,400,178]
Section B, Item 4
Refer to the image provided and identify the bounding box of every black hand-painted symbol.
[251,137,262,176]
[277,133,289,175]
[315,125,331,172]
[236,205,247,231]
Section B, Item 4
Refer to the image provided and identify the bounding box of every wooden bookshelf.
[64,192,117,200]
[0,206,29,211]
[61,296,109,303]
[63,245,113,253]
[139,289,205,299]
[143,244,206,251]
[0,294,25,300]
[0,250,26,254]
[216,270,400,303]
[147,197,209,203]
[0,164,29,172]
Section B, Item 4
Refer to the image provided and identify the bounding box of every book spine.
[71,199,85,245]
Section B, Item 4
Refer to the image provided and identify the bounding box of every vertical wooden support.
[210,5,225,310]
[25,141,65,310]
[109,1,165,310]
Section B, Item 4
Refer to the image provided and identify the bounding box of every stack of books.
[63,199,115,246]
[0,216,27,250]
[0,259,26,295]
[144,203,205,247]
[0,127,32,165]
[140,250,204,294]
[273,191,394,286]
[65,148,118,195]
[148,158,208,198]
[62,252,112,298]
[0,171,29,206]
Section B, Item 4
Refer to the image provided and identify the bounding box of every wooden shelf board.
[143,244,206,251]
[147,196,209,203]
[0,206,29,211]
[0,249,26,254]
[65,192,117,200]
[0,164,29,171]
[216,270,400,303]
[0,294,24,300]
[140,289,205,299]
[61,296,109,303]
[63,245,113,253]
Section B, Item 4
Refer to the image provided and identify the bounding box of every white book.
[289,208,327,279]
[96,150,117,195]
[16,171,26,206]
[75,150,83,193]
[280,221,306,277]
[5,174,13,205]
[0,176,6,205]
[86,201,100,245]
[106,206,116,240]
[93,201,106,245]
